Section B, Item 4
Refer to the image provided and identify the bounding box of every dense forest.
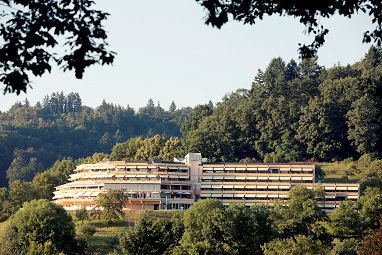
[181,46,382,163]
[0,94,192,187]
[1,46,381,190]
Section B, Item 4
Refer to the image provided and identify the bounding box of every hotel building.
[53,153,360,213]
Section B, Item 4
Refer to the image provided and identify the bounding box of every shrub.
[343,157,354,164]
[358,154,375,168]
[78,223,97,238]
[75,206,89,223]
[369,160,382,178]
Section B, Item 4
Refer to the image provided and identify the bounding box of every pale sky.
[0,0,374,112]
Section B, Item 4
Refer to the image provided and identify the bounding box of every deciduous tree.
[0,0,115,94]
[97,189,128,221]
[0,199,81,255]
[262,235,329,255]
[120,214,174,255]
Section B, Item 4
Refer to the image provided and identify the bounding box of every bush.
[343,157,354,165]
[330,238,361,255]
[347,162,360,175]
[358,154,375,168]
[262,235,329,255]
[369,160,382,178]
[239,157,257,163]
[360,178,382,193]
[264,152,281,163]
[75,206,89,222]
[315,166,325,180]
[78,223,97,238]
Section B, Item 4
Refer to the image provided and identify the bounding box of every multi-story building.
[53,153,360,213]
[53,158,198,211]
[200,162,359,213]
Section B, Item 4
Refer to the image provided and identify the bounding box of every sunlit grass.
[76,219,128,255]
[318,161,370,183]
[73,210,177,254]
[0,220,9,239]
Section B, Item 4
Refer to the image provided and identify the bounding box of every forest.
[181,46,382,163]
[0,93,192,187]
[1,46,381,188]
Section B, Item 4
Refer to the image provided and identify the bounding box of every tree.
[32,159,75,200]
[114,129,124,143]
[359,187,382,231]
[195,1,382,58]
[97,189,128,221]
[360,177,382,193]
[358,153,375,168]
[81,152,109,164]
[369,159,382,179]
[99,131,113,151]
[173,199,236,254]
[271,186,324,238]
[109,142,126,161]
[134,135,166,161]
[154,101,165,119]
[0,187,7,221]
[6,147,45,182]
[0,0,115,94]
[171,200,272,255]
[158,136,184,161]
[75,205,89,223]
[330,238,362,255]
[0,199,81,255]
[169,101,177,112]
[78,223,97,238]
[262,235,329,255]
[66,92,83,113]
[120,214,175,255]
[362,216,382,255]
[347,94,381,155]
[222,204,273,255]
[2,180,37,218]
[138,99,155,117]
[326,200,363,238]
[296,97,346,160]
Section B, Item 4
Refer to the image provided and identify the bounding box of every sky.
[0,0,375,112]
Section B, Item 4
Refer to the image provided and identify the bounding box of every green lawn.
[76,220,129,255]
[318,161,370,183]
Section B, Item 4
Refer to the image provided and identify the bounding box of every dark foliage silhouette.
[0,0,115,94]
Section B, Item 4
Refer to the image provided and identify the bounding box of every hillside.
[1,47,382,190]
[0,94,192,187]
[181,47,382,163]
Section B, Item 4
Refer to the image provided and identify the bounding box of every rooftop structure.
[53,153,359,212]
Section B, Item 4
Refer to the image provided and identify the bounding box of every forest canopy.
[181,46,382,162]
[0,46,381,190]
[0,95,192,187]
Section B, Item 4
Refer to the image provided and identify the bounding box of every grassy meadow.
[73,210,176,255]
[318,160,371,183]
